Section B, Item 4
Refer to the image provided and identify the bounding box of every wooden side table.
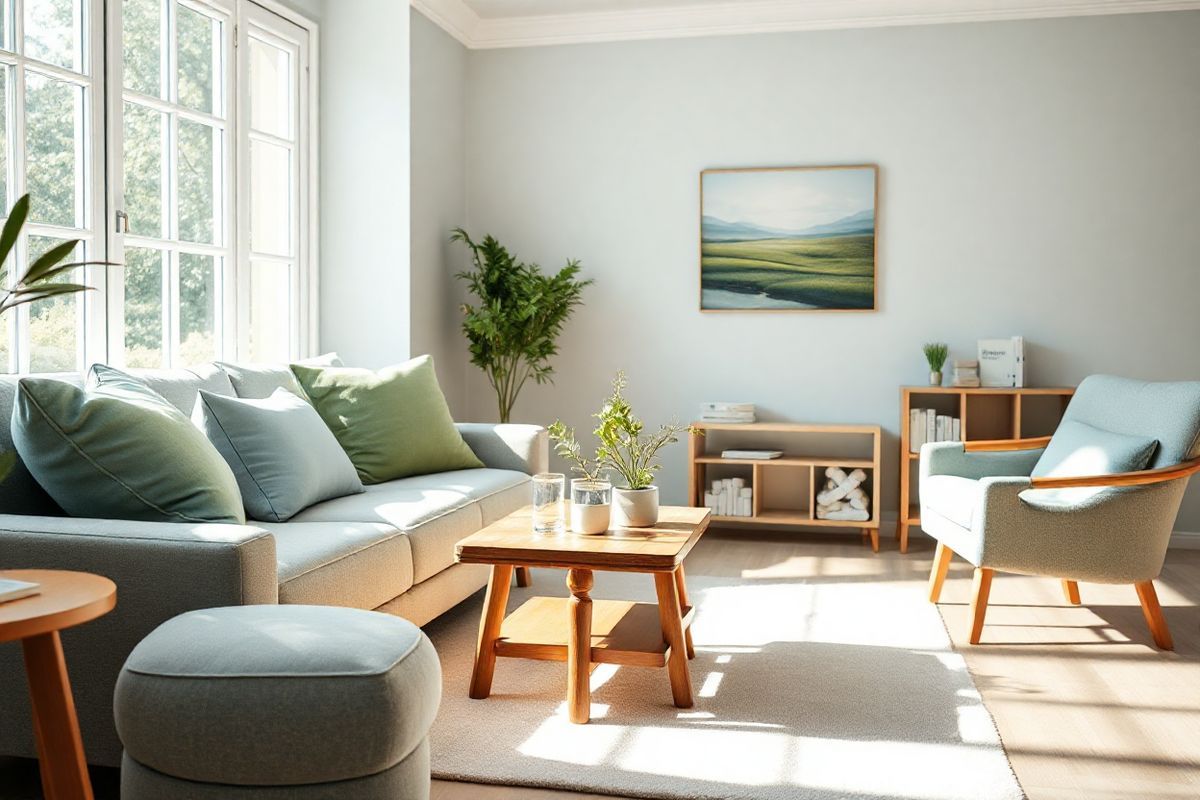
[0,569,117,800]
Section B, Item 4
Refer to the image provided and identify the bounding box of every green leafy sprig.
[923,342,949,373]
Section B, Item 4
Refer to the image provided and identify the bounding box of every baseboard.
[1169,530,1200,549]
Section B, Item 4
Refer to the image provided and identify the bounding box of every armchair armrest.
[921,441,1045,481]
[456,423,548,475]
[964,436,1053,452]
[0,516,277,766]
[1029,455,1200,490]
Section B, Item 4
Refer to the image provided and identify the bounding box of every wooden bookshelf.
[687,422,883,552]
[898,385,1074,553]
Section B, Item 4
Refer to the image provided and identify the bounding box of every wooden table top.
[456,504,711,573]
[0,570,116,644]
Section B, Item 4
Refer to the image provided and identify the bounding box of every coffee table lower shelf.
[496,597,696,669]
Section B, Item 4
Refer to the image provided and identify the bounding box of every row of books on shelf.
[909,409,961,452]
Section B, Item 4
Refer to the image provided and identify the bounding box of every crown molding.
[412,0,1200,49]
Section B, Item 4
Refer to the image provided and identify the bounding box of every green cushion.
[12,365,245,523]
[194,388,364,522]
[290,355,482,484]
[1032,419,1158,479]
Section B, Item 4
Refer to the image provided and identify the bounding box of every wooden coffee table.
[456,504,710,724]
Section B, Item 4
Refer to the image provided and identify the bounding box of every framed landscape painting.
[700,165,878,311]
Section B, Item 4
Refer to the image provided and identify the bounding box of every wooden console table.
[687,422,882,551]
[898,386,1074,553]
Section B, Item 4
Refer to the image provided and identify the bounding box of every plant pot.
[929,371,943,386]
[612,486,659,528]
[570,479,612,535]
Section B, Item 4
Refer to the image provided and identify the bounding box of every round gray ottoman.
[114,605,441,799]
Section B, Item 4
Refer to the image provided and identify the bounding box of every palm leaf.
[0,450,14,483]
[0,194,30,275]
[20,239,81,284]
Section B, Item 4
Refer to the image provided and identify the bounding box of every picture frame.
[699,164,879,312]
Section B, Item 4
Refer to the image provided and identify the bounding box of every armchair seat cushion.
[923,475,979,530]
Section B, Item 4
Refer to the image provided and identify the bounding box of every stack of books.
[978,336,1025,388]
[699,402,755,424]
[952,359,981,387]
[0,577,40,604]
[721,449,782,460]
[909,408,961,453]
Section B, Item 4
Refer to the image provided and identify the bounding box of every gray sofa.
[0,362,547,767]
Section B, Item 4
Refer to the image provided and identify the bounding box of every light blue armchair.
[921,375,1200,650]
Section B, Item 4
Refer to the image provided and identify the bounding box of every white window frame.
[0,0,107,373]
[103,0,318,369]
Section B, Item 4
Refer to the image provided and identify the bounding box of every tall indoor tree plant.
[451,229,591,423]
[0,194,115,480]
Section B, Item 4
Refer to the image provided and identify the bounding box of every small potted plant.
[547,421,612,535]
[923,342,948,387]
[595,372,695,528]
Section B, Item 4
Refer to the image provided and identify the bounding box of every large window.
[0,0,314,372]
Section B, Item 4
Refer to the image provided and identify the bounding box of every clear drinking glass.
[531,473,566,535]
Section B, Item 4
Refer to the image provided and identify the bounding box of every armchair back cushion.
[1053,375,1200,469]
[1032,419,1158,479]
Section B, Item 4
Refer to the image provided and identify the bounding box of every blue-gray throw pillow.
[12,367,245,524]
[193,387,364,522]
[1032,419,1158,479]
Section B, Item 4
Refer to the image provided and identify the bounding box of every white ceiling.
[412,0,1200,49]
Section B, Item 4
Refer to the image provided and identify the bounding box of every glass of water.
[531,473,566,535]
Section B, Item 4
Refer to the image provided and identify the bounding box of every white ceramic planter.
[612,486,659,528]
[570,479,612,535]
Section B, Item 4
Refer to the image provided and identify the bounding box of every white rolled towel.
[848,487,869,510]
[817,468,867,506]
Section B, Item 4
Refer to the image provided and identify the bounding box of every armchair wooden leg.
[927,542,954,603]
[968,568,993,645]
[1062,580,1081,605]
[1134,580,1173,651]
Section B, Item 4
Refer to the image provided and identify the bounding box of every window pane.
[177,118,217,243]
[176,3,217,114]
[122,0,162,98]
[123,246,163,367]
[0,0,10,52]
[24,0,82,72]
[178,252,214,364]
[26,71,82,228]
[27,236,81,372]
[249,37,290,139]
[250,139,290,256]
[123,101,164,237]
[0,314,10,372]
[248,261,290,361]
[0,67,8,213]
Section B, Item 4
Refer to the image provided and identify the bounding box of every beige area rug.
[424,567,1025,800]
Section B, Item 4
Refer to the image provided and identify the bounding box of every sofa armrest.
[920,441,1044,482]
[0,516,277,766]
[456,423,548,475]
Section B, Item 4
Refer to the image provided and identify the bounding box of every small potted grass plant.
[547,420,612,535]
[923,342,949,387]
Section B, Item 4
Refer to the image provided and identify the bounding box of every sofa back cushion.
[216,353,342,399]
[291,355,483,484]
[1032,419,1158,479]
[12,365,245,523]
[124,363,235,414]
[194,388,364,522]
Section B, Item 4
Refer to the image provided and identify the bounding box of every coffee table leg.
[567,568,594,724]
[515,567,532,587]
[470,564,514,700]
[673,565,696,660]
[654,572,694,708]
[22,631,93,800]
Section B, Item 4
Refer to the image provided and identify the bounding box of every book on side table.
[0,578,40,604]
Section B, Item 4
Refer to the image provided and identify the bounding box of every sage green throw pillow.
[12,366,245,524]
[290,355,483,484]
[194,388,364,522]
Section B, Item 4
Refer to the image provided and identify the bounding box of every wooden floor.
[434,527,1200,800]
[3,527,1198,799]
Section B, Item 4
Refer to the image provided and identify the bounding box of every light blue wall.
[456,12,1200,529]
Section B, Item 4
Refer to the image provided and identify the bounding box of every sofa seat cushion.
[291,468,529,582]
[266,521,413,609]
[922,475,979,530]
[115,605,441,786]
